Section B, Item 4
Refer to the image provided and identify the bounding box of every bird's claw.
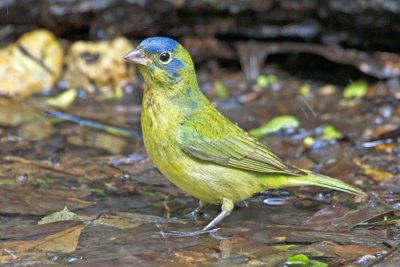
[160,228,221,237]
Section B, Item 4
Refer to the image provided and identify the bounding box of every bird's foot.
[160,228,221,237]
[178,201,207,220]
[159,199,234,238]
[180,210,202,220]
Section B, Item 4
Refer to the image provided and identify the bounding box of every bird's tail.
[267,169,366,196]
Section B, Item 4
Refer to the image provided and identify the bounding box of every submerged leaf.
[39,208,147,230]
[80,212,144,229]
[0,222,84,264]
[38,206,80,224]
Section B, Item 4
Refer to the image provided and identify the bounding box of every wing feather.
[179,112,304,176]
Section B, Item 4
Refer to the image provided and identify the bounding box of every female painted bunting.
[124,37,366,235]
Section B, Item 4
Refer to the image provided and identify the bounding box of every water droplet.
[357,254,376,265]
[315,191,333,201]
[263,197,288,206]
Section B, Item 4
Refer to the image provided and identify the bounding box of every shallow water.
[1,62,399,266]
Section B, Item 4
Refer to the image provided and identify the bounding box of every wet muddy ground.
[1,30,400,266]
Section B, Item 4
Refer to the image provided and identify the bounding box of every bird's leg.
[184,200,207,219]
[202,198,233,231]
[160,199,234,237]
[160,201,207,225]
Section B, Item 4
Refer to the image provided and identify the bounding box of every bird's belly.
[141,102,265,204]
[180,163,267,204]
[144,131,264,203]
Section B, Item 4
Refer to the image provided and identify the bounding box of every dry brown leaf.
[364,168,394,182]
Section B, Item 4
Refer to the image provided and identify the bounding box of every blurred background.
[1,1,400,266]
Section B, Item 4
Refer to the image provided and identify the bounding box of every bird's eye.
[159,52,171,64]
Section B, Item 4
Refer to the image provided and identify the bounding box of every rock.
[62,37,135,94]
[1,1,399,50]
[0,29,64,98]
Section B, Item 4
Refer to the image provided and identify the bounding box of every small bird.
[124,37,366,235]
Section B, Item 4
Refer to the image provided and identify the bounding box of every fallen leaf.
[351,210,400,229]
[324,241,386,260]
[38,206,81,224]
[364,168,394,182]
[39,208,146,229]
[283,253,327,267]
[82,212,144,229]
[213,80,229,99]
[249,115,299,138]
[0,221,83,264]
[47,87,78,109]
[257,74,278,88]
[320,125,343,141]
[343,80,369,99]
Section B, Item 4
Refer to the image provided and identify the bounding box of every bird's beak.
[123,48,148,66]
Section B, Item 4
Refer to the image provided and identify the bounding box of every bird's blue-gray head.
[124,37,196,89]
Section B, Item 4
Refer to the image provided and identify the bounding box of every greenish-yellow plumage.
[124,37,366,234]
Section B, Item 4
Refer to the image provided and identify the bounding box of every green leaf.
[343,80,368,99]
[249,115,299,138]
[213,81,229,99]
[283,254,328,267]
[303,136,315,147]
[47,88,77,109]
[321,125,342,141]
[257,74,278,88]
[299,84,311,97]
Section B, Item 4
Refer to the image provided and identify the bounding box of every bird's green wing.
[179,112,304,176]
